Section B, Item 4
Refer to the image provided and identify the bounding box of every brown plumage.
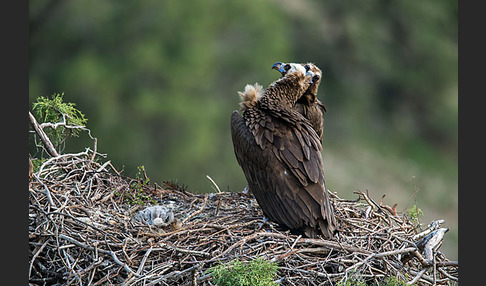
[273,62,326,142]
[231,64,337,238]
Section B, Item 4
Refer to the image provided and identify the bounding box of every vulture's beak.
[306,70,316,84]
[271,62,286,76]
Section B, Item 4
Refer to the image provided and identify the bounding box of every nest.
[29,150,458,285]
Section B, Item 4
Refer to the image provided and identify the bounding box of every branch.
[58,234,139,277]
[29,111,59,157]
[215,232,371,259]
[379,194,398,216]
[346,247,417,273]
[182,194,209,225]
[407,268,427,285]
[39,113,94,140]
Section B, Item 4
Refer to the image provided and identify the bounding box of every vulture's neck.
[260,75,308,112]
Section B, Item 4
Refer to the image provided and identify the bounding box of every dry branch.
[29,111,59,157]
[29,151,458,285]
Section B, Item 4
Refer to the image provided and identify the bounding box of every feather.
[264,129,274,143]
[230,63,336,239]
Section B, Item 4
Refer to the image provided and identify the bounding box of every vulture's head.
[302,63,322,95]
[272,62,311,78]
[272,62,315,85]
[272,62,322,105]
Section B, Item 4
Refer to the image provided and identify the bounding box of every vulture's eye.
[305,64,310,71]
[284,64,291,71]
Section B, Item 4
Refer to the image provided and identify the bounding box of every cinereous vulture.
[231,63,337,238]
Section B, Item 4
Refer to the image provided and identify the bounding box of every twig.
[206,175,222,193]
[29,152,458,285]
[438,267,458,281]
[29,111,59,157]
[379,194,398,216]
[37,150,89,176]
[28,238,50,278]
[136,246,152,275]
[38,113,95,139]
[145,263,204,286]
[33,174,56,209]
[217,231,371,259]
[182,194,209,224]
[153,242,210,257]
[346,247,416,273]
[407,268,427,285]
[58,234,139,277]
[89,137,98,164]
[354,189,380,210]
[96,160,112,172]
[290,235,302,249]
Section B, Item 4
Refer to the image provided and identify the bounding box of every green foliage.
[407,205,424,225]
[122,166,157,206]
[406,177,423,225]
[337,271,366,286]
[208,257,278,286]
[30,157,47,173]
[134,165,150,186]
[32,92,88,150]
[381,276,409,286]
[338,278,366,286]
[338,273,409,286]
[122,188,156,206]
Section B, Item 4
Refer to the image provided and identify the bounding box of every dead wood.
[29,151,458,285]
[29,111,59,157]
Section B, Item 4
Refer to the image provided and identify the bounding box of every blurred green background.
[29,0,457,259]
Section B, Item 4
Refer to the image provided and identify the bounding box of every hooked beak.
[306,70,315,84]
[271,62,286,76]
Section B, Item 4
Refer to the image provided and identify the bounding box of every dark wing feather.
[231,109,336,238]
[295,99,325,143]
[231,111,302,228]
[231,111,260,170]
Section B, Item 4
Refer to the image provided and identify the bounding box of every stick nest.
[29,150,458,285]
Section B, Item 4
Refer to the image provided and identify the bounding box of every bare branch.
[29,111,59,157]
[29,153,458,285]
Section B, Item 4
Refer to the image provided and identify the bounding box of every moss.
[208,257,278,286]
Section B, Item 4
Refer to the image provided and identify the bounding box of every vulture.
[231,63,337,238]
[272,62,327,142]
